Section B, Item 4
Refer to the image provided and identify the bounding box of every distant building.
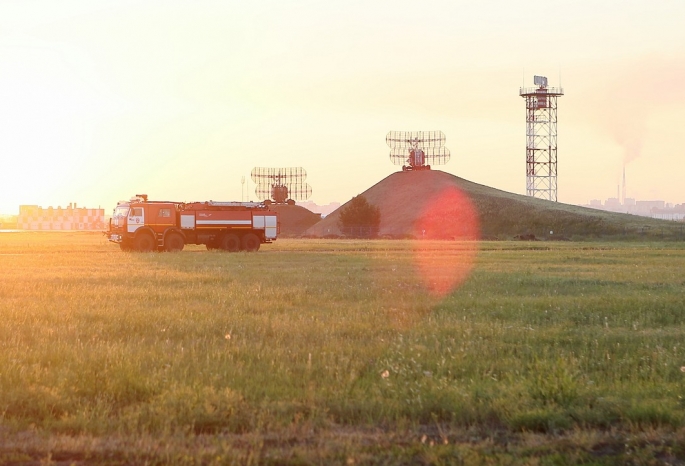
[631,200,665,216]
[652,204,685,221]
[581,198,683,221]
[604,198,621,210]
[18,203,105,230]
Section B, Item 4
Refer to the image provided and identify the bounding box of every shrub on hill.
[338,195,381,238]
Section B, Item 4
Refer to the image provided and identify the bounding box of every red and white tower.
[520,76,564,201]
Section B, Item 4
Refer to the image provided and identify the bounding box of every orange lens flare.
[412,186,480,297]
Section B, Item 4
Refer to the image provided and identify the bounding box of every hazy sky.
[1,0,684,213]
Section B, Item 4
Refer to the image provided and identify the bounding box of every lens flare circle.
[412,186,480,297]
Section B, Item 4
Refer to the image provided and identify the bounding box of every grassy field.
[1,232,685,464]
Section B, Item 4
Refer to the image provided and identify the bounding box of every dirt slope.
[304,170,680,239]
[269,204,321,237]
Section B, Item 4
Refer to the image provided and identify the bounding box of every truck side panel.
[180,214,195,229]
[253,214,278,240]
[195,211,252,228]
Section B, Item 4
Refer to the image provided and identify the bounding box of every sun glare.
[412,186,480,297]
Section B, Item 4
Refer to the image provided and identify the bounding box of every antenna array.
[386,131,450,171]
[250,167,312,205]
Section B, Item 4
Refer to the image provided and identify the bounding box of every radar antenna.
[386,130,450,171]
[250,167,312,205]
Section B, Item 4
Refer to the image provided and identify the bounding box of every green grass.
[1,232,685,464]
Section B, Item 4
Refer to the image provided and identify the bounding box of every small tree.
[338,195,381,238]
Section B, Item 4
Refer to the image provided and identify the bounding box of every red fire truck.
[106,194,278,252]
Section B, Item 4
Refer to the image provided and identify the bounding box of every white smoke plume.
[589,56,685,166]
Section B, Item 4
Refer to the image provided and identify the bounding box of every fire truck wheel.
[164,232,185,252]
[134,232,156,252]
[220,233,241,252]
[241,233,260,252]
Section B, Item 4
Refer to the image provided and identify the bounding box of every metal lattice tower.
[519,76,564,201]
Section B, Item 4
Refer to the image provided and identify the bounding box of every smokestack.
[622,165,626,205]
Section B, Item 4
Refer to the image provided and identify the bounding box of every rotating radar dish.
[251,167,312,204]
[386,131,451,171]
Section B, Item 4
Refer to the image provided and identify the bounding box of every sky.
[1,0,684,214]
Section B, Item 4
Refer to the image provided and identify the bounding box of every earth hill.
[304,170,682,240]
[268,204,321,238]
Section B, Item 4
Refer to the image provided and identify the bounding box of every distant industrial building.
[583,198,685,221]
[651,205,685,221]
[18,203,105,230]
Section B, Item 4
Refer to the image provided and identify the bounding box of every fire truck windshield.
[113,206,129,218]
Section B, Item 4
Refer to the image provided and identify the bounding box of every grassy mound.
[269,204,321,237]
[305,170,683,240]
